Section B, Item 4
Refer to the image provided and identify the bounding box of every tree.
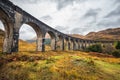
[87,44,102,53]
[115,41,120,49]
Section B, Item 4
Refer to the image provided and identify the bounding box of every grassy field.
[0,33,120,80]
[0,50,120,80]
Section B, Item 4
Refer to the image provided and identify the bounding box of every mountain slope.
[86,28,120,40]
[68,34,86,39]
[70,28,120,40]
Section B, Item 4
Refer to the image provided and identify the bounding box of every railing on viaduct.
[0,0,116,53]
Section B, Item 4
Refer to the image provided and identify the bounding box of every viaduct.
[0,0,114,53]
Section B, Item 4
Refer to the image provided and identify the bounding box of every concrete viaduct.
[0,0,114,53]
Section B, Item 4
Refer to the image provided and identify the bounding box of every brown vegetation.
[70,28,120,40]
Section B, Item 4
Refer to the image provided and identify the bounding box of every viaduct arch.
[0,0,116,53]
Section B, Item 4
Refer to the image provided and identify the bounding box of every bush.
[87,44,102,53]
[112,50,120,58]
[115,41,120,49]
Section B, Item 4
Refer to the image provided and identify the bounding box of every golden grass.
[0,38,3,51]
[0,34,120,80]
[19,40,36,51]
[0,51,120,80]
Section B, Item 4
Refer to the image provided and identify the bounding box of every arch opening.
[45,31,56,51]
[19,23,40,52]
[0,20,5,52]
[57,35,65,51]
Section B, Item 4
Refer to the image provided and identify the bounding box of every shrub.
[115,41,120,49]
[87,44,102,53]
[112,50,120,58]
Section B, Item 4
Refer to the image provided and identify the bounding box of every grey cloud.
[57,0,74,10]
[40,15,52,21]
[10,0,41,4]
[105,5,120,18]
[20,25,36,34]
[54,26,71,34]
[10,0,87,6]
[113,0,120,4]
[71,28,83,34]
[20,31,26,34]
[56,0,87,10]
[83,8,101,18]
[71,27,90,34]
[97,18,120,27]
[27,28,35,33]
[82,8,101,24]
[55,26,68,31]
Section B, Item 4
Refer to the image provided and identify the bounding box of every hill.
[70,28,120,40]
[86,28,120,40]
[68,34,86,39]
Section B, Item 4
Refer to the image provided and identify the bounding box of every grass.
[0,51,120,80]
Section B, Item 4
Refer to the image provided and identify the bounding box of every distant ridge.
[70,28,120,40]
[86,28,120,40]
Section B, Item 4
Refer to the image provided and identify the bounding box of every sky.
[0,0,120,40]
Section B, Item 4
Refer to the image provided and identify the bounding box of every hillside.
[70,28,120,40]
[86,28,120,40]
[68,34,86,39]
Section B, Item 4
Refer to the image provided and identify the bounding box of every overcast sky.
[0,0,120,40]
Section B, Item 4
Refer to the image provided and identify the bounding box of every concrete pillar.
[70,40,73,50]
[60,38,64,51]
[79,41,82,50]
[66,40,70,50]
[12,31,19,52]
[75,41,79,50]
[51,38,56,50]
[84,41,87,49]
[86,41,88,47]
[3,36,14,53]
[68,41,70,50]
[12,11,23,53]
[78,41,80,50]
[81,41,84,50]
[37,37,45,52]
[73,41,76,50]
[1,20,14,53]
